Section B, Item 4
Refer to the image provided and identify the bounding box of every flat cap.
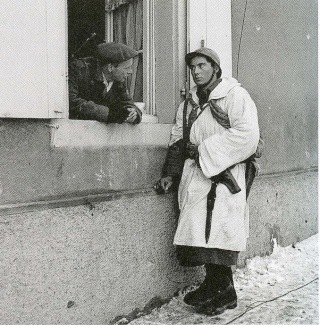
[185,47,221,68]
[96,42,138,64]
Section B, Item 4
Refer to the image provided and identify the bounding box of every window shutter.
[0,0,67,118]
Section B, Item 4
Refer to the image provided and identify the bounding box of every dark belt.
[205,168,241,243]
[206,182,217,243]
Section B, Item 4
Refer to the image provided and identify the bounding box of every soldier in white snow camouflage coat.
[156,47,260,316]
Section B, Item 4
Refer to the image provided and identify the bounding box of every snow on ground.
[130,234,319,325]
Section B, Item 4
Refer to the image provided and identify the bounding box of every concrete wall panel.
[231,0,318,174]
[0,170,316,324]
[0,120,168,205]
[0,193,200,324]
[239,169,318,265]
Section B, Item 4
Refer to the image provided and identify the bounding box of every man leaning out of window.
[69,42,142,124]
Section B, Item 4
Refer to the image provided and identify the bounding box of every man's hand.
[154,176,173,194]
[125,107,138,123]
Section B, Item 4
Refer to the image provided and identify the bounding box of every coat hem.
[173,240,247,252]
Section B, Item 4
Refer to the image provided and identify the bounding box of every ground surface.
[128,234,318,325]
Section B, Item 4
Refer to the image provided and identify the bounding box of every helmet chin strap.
[198,71,218,90]
[196,74,222,106]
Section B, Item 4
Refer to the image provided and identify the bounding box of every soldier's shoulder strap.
[182,96,205,143]
[207,99,231,129]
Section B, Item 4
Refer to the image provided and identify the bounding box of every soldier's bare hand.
[154,176,173,194]
[160,176,173,193]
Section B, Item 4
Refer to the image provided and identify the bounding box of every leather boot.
[183,264,218,306]
[184,264,228,306]
[195,268,237,315]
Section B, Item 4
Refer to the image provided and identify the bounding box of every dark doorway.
[68,0,105,61]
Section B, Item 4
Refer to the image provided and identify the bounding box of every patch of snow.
[131,234,318,324]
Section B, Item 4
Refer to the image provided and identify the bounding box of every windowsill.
[50,117,172,148]
[141,113,159,123]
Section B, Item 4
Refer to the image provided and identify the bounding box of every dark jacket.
[68,57,142,124]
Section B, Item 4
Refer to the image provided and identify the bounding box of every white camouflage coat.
[169,77,260,251]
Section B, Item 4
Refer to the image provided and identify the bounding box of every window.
[68,0,155,117]
[106,0,143,103]
[0,0,231,123]
[105,0,155,116]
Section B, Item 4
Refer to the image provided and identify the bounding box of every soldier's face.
[189,56,217,86]
[110,59,133,82]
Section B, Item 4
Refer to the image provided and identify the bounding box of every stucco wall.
[231,0,318,173]
[0,193,196,324]
[0,120,169,205]
[239,169,317,264]
[0,169,317,324]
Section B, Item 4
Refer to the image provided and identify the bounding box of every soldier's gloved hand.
[154,176,173,194]
[185,142,201,167]
[185,142,199,159]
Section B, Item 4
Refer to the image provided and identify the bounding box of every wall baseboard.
[0,167,317,217]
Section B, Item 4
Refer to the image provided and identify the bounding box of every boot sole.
[196,299,237,316]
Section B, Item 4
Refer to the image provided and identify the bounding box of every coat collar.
[189,77,241,103]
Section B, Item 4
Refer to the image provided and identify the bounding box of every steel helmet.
[185,47,222,77]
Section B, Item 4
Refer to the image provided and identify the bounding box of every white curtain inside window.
[111,0,143,101]
[105,0,134,11]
